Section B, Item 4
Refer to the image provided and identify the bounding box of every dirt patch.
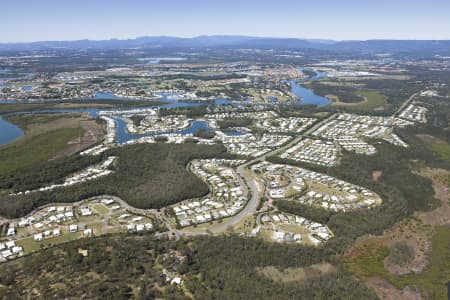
[383,232,430,276]
[345,218,432,276]
[372,170,383,181]
[366,277,421,300]
[51,117,104,159]
[326,94,340,103]
[345,167,450,298]
[415,168,450,226]
[417,182,450,226]
[416,134,440,143]
[329,94,368,106]
[0,216,8,226]
[256,262,336,283]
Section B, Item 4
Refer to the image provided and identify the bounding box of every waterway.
[137,57,187,64]
[0,94,226,146]
[115,119,211,144]
[94,92,119,99]
[0,69,329,147]
[287,68,331,107]
[0,116,23,145]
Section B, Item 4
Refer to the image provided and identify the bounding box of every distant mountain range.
[1,35,450,54]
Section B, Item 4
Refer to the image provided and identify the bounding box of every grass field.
[181,217,230,232]
[330,90,386,111]
[355,90,387,110]
[0,113,101,176]
[257,263,336,283]
[92,203,110,214]
[4,113,82,130]
[16,232,83,253]
[346,226,450,299]
[430,142,450,161]
[0,99,167,114]
[232,214,255,233]
[0,128,83,175]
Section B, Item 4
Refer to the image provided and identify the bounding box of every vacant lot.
[0,113,103,175]
[0,99,167,114]
[345,226,450,300]
[430,142,450,161]
[331,90,387,111]
[344,168,450,299]
[257,263,336,283]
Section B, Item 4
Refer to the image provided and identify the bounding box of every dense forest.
[193,128,215,139]
[216,117,254,129]
[0,154,104,192]
[0,143,229,218]
[159,106,209,118]
[0,234,378,300]
[308,81,365,103]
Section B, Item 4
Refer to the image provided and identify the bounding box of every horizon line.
[1,34,450,45]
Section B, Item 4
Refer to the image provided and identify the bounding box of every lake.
[287,68,331,107]
[0,116,23,146]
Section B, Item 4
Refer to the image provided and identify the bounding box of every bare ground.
[373,170,383,181]
[346,167,450,299]
[383,222,431,275]
[415,168,450,226]
[51,118,104,159]
[256,263,336,283]
[366,277,421,300]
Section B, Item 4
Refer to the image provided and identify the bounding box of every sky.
[1,0,450,43]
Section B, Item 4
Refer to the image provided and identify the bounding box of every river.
[0,94,231,146]
[287,68,331,107]
[0,116,23,145]
[0,69,330,147]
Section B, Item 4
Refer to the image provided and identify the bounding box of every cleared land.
[430,142,450,161]
[417,134,450,162]
[344,168,450,300]
[256,263,336,283]
[0,113,102,175]
[331,90,387,111]
[0,99,167,114]
[345,226,450,300]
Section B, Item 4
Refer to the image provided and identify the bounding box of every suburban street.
[175,114,339,236]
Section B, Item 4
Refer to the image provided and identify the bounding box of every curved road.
[175,164,260,236]
[2,112,340,238]
[175,114,339,236]
[3,92,423,239]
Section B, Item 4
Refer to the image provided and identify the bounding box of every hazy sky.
[1,0,450,42]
